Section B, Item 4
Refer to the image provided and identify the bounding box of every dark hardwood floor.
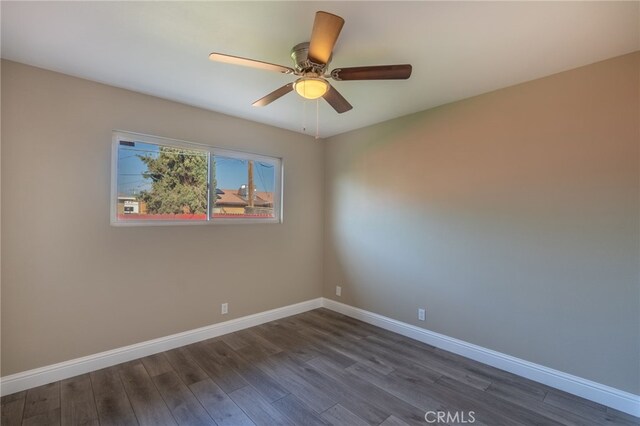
[2,308,637,426]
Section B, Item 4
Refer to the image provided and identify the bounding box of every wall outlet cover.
[221,303,228,315]
[336,286,342,297]
[418,308,426,321]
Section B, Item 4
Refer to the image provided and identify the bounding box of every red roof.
[215,189,273,207]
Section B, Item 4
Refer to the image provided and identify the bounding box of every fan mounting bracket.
[330,69,343,81]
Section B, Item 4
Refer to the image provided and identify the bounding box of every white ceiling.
[2,1,639,138]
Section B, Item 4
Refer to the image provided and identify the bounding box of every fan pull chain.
[302,100,307,133]
[301,99,320,139]
[315,99,320,140]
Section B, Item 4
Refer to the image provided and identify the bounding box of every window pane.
[116,141,208,221]
[212,155,276,219]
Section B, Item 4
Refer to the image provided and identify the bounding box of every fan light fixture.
[294,77,328,100]
[209,11,413,113]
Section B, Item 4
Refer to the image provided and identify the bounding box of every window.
[111,132,282,225]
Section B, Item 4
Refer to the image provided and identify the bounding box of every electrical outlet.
[418,308,426,321]
[221,303,228,315]
[336,286,342,297]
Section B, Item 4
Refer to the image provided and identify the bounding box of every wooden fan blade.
[308,11,345,65]
[323,84,352,114]
[331,64,412,81]
[252,83,294,107]
[209,53,294,74]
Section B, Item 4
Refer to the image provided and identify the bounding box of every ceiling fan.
[209,11,412,114]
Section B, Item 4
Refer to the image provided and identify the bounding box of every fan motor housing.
[291,42,329,75]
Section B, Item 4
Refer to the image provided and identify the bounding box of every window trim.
[111,131,283,226]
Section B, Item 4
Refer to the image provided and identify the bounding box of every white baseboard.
[321,298,640,417]
[2,296,638,417]
[0,298,323,397]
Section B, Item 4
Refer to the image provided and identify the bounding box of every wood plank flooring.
[2,309,638,426]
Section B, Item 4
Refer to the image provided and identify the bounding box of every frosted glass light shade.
[294,78,329,99]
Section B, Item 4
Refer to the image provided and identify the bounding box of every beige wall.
[323,52,640,394]
[1,60,324,376]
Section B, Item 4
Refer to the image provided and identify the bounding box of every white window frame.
[111,131,283,226]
